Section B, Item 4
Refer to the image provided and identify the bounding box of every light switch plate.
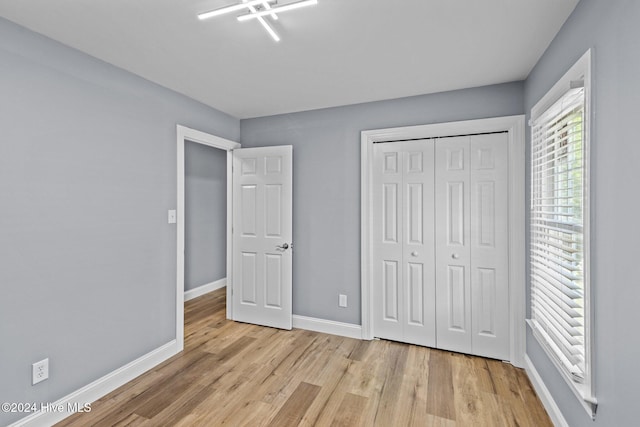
[168,210,177,224]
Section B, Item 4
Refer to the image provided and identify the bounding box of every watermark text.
[1,402,91,413]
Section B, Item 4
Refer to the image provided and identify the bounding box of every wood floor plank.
[357,340,395,426]
[331,392,367,427]
[297,345,355,426]
[347,339,371,362]
[372,341,409,426]
[54,371,164,427]
[422,414,458,427]
[206,335,256,362]
[486,358,521,400]
[471,357,499,395]
[515,367,554,427]
[426,349,456,421]
[399,345,430,427]
[217,399,277,427]
[133,356,219,419]
[138,383,216,426]
[110,413,149,427]
[54,288,553,427]
[267,382,321,427]
[344,341,388,399]
[307,341,390,427]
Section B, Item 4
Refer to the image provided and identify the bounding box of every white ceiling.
[0,0,579,119]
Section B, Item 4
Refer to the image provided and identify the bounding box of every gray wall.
[241,82,524,324]
[0,18,239,426]
[185,141,227,290]
[7,1,632,424]
[524,1,640,426]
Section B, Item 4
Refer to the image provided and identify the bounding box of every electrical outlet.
[168,209,177,224]
[32,358,49,385]
[339,294,347,308]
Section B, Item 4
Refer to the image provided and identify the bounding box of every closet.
[372,133,510,361]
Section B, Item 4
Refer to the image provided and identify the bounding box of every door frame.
[360,115,526,367]
[176,125,240,352]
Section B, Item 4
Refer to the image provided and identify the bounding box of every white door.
[435,134,509,360]
[372,134,510,361]
[232,146,292,330]
[372,140,436,347]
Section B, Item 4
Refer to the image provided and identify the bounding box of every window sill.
[526,319,597,420]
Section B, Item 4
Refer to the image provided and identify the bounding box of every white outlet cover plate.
[32,358,49,385]
[168,209,177,224]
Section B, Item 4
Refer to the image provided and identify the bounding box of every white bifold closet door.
[435,134,509,360]
[373,140,436,347]
[373,133,509,361]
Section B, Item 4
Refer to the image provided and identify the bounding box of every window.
[528,50,595,417]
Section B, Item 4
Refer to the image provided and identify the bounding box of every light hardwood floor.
[56,288,552,426]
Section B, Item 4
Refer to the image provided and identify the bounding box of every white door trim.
[361,115,526,367]
[176,125,240,352]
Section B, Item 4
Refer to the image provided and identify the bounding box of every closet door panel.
[435,136,472,354]
[402,141,436,347]
[373,140,435,347]
[470,133,510,360]
[373,143,404,341]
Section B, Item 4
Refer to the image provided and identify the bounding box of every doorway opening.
[183,140,227,300]
[176,125,240,351]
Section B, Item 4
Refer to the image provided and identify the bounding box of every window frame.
[527,49,596,419]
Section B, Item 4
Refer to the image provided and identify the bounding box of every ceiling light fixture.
[243,0,280,42]
[237,0,317,21]
[197,0,270,20]
[260,1,279,20]
[198,0,318,42]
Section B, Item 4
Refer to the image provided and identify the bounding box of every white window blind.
[530,86,586,380]
[529,50,595,418]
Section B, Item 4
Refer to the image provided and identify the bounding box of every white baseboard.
[10,340,179,427]
[184,278,226,301]
[524,354,569,427]
[292,315,362,340]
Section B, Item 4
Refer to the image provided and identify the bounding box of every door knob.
[276,243,289,250]
[451,253,459,259]
[411,251,419,257]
